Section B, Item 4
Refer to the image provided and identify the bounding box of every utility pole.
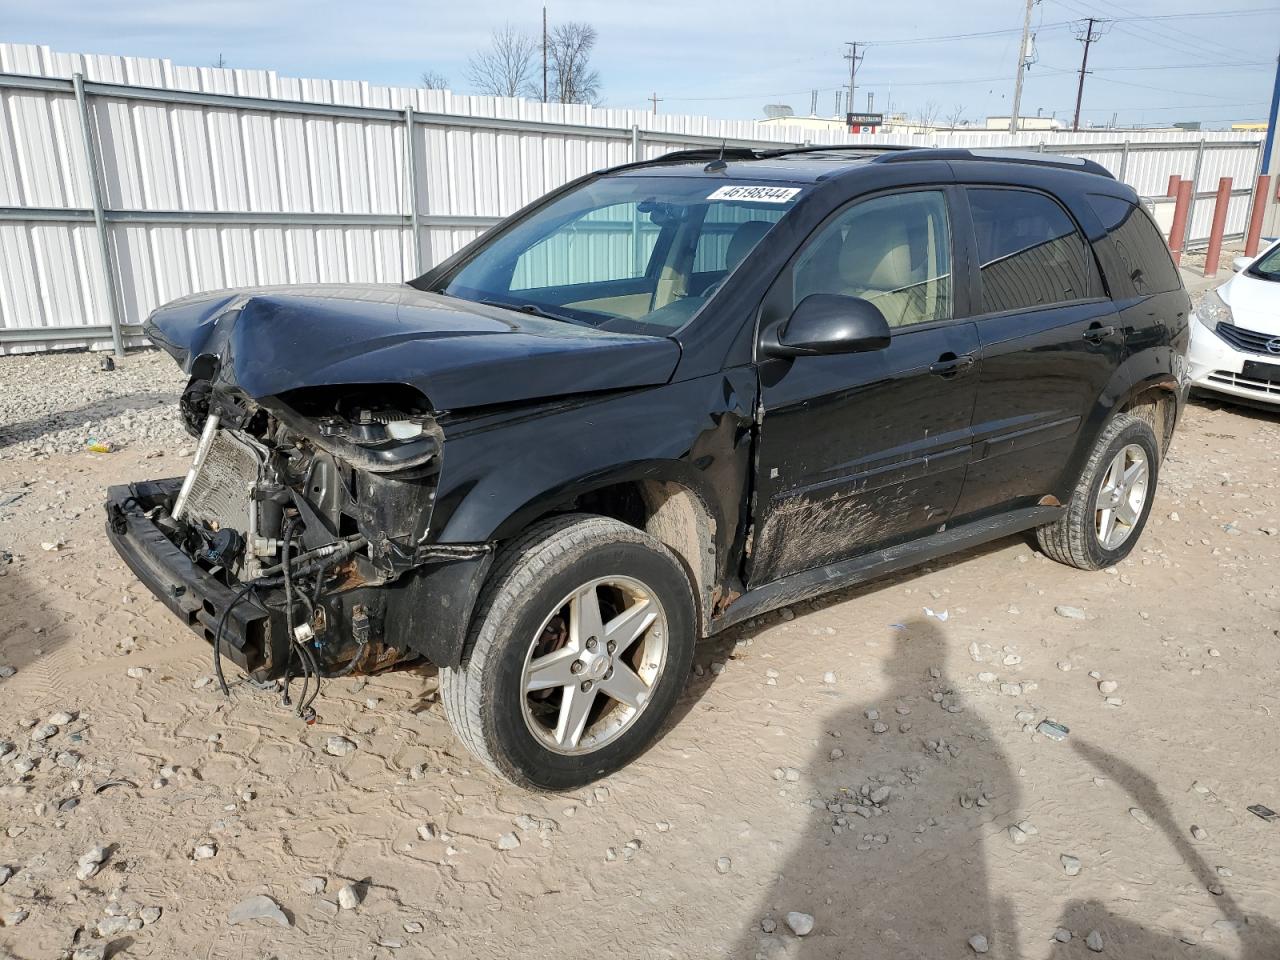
[649,92,662,114]
[810,89,818,116]
[542,6,548,103]
[1009,0,1036,133]
[1072,17,1105,132]
[844,42,863,119]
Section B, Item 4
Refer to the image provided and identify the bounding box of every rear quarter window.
[1086,193,1181,298]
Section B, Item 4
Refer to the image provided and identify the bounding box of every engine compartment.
[119,369,462,719]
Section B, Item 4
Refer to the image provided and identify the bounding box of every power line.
[1095,61,1273,72]
[861,6,1277,48]
[864,21,1071,47]
[1049,0,1260,66]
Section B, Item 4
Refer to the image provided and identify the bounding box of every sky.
[4,0,1279,128]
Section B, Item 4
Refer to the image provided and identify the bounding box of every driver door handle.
[929,353,976,377]
[1082,324,1116,342]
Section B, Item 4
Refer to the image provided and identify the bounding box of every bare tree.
[419,70,449,90]
[211,53,228,69]
[913,100,942,130]
[943,104,967,129]
[548,22,601,105]
[466,24,539,98]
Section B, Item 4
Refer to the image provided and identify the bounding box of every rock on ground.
[227,894,290,927]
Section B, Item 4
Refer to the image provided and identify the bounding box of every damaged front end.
[106,364,490,710]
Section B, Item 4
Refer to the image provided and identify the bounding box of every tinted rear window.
[1086,193,1182,297]
[967,188,1092,314]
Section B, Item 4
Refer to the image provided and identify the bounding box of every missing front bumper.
[105,480,496,677]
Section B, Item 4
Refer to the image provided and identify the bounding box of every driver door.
[748,188,981,587]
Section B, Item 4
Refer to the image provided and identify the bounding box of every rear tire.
[440,514,697,791]
[1036,412,1160,571]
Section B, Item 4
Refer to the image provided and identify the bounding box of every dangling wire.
[213,581,257,697]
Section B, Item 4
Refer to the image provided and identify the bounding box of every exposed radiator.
[183,428,264,536]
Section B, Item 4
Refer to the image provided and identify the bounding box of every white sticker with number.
[706,185,801,203]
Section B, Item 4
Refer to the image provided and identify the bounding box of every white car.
[1188,238,1280,407]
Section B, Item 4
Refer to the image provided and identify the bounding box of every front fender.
[427,370,758,576]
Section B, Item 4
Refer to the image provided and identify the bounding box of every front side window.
[968,188,1090,314]
[432,176,805,335]
[791,190,952,328]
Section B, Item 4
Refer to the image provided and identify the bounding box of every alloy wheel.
[519,576,669,755]
[1095,443,1150,551]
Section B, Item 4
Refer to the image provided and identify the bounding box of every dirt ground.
[1,376,1279,959]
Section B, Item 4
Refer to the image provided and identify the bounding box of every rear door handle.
[929,353,976,377]
[1082,324,1116,342]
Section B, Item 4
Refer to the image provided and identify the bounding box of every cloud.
[5,0,1276,125]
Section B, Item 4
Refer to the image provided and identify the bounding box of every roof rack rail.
[645,143,916,167]
[874,147,1114,179]
[647,147,765,165]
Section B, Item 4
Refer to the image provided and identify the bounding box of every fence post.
[631,125,641,163]
[403,106,422,276]
[1182,138,1207,253]
[1169,180,1194,265]
[73,72,125,358]
[1203,176,1233,278]
[1118,140,1131,183]
[1246,174,1271,256]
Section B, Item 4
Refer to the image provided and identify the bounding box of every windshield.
[1247,243,1280,282]
[431,176,807,335]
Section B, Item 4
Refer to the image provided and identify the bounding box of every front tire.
[1036,412,1160,571]
[440,514,697,791]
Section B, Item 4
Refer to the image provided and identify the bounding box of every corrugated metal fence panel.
[0,41,1265,353]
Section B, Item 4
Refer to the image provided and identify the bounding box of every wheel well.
[574,480,717,633]
[1119,385,1178,454]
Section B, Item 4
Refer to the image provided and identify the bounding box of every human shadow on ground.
[668,538,1015,735]
[1055,741,1280,959]
[731,616,1023,960]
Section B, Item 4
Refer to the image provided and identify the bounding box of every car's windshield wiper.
[475,298,588,326]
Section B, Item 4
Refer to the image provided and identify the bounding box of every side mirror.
[763,294,891,358]
[1232,255,1251,273]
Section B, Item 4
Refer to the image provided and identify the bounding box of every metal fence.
[0,42,1266,355]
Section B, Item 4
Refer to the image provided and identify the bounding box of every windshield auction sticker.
[707,185,801,203]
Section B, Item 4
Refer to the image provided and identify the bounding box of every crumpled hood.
[1221,272,1280,336]
[145,283,681,411]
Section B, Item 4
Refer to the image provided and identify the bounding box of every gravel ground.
[1,274,1279,957]
[0,349,189,461]
[0,396,1278,960]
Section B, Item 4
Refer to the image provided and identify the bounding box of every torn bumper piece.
[106,480,276,673]
[104,480,494,677]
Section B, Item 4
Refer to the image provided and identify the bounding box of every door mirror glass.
[765,294,891,358]
[1232,255,1251,273]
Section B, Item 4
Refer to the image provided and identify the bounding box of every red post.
[1166,174,1181,198]
[1203,176,1233,278]
[1246,175,1271,257]
[1168,180,1194,265]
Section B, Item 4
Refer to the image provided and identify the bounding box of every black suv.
[107,145,1190,790]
